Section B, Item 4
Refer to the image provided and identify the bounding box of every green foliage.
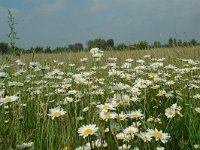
[68,43,83,51]
[44,46,52,53]
[173,38,177,47]
[106,39,114,49]
[153,41,161,48]
[34,46,44,53]
[177,39,183,46]
[135,41,148,50]
[190,39,197,46]
[168,38,173,47]
[115,43,127,50]
[87,38,107,49]
[0,42,9,54]
[7,9,19,53]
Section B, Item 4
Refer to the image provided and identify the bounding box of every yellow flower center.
[83,129,93,135]
[63,147,68,150]
[157,64,161,67]
[167,111,173,116]
[143,136,148,141]
[127,130,134,134]
[153,131,163,138]
[112,71,116,76]
[117,114,125,120]
[115,99,121,104]
[63,85,68,89]
[111,128,117,132]
[140,82,144,85]
[3,97,12,103]
[124,98,129,104]
[132,113,139,118]
[149,73,157,77]
[104,113,112,119]
[53,111,61,117]
[103,105,110,109]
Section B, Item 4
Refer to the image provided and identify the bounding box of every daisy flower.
[165,108,176,118]
[0,95,19,104]
[126,58,134,62]
[195,108,200,113]
[0,72,8,78]
[148,72,158,79]
[157,90,166,96]
[124,126,139,135]
[111,94,122,106]
[138,132,152,142]
[171,103,182,112]
[194,144,200,149]
[16,142,34,149]
[85,139,107,148]
[109,124,120,133]
[117,111,127,121]
[116,133,132,141]
[122,95,130,105]
[150,62,163,69]
[166,80,175,86]
[128,110,144,119]
[148,128,170,143]
[194,94,200,100]
[96,103,116,112]
[48,107,66,120]
[118,144,131,150]
[78,124,98,138]
[143,55,151,58]
[94,139,107,148]
[99,111,117,121]
[156,147,165,150]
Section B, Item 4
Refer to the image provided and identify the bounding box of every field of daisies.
[0,47,200,150]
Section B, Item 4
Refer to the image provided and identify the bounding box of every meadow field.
[0,46,200,150]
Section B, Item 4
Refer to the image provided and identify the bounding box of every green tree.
[107,39,114,49]
[190,39,197,46]
[168,38,173,47]
[153,41,161,48]
[135,41,148,50]
[34,46,44,53]
[54,47,68,52]
[87,38,107,49]
[177,39,182,47]
[44,46,52,53]
[68,44,74,51]
[0,42,9,54]
[68,43,83,51]
[183,41,189,47]
[173,38,177,47]
[115,43,127,51]
[74,43,83,51]
[87,40,94,50]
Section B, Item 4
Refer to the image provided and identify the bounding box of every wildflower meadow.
[0,47,200,150]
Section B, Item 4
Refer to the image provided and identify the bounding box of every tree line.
[0,37,199,54]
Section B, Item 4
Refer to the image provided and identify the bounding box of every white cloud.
[86,0,159,13]
[87,0,111,12]
[39,0,68,12]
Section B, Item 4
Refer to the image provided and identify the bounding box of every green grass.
[0,47,200,150]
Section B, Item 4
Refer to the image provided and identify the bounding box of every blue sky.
[0,0,200,48]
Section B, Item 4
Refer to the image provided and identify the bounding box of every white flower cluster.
[90,47,104,61]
